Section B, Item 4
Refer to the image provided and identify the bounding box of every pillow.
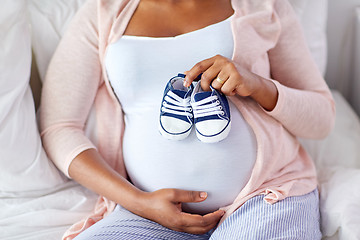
[300,90,360,170]
[29,0,88,82]
[0,4,97,240]
[0,0,66,194]
[288,0,328,76]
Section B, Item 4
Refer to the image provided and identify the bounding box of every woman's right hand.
[134,188,225,235]
[68,150,224,235]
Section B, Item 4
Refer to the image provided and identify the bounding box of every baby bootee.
[190,81,231,143]
[159,74,194,140]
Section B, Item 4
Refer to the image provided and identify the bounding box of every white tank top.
[105,16,257,214]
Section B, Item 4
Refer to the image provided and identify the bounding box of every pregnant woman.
[40,0,335,239]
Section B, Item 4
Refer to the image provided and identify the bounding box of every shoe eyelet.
[216,100,220,104]
[221,111,225,115]
[219,106,223,110]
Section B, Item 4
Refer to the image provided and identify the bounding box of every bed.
[1,0,359,239]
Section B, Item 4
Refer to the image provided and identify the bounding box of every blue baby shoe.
[159,74,194,140]
[190,81,231,143]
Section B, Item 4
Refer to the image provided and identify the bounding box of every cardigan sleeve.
[40,0,100,178]
[266,0,335,139]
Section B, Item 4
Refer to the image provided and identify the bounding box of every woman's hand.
[184,55,278,111]
[69,150,223,235]
[135,188,224,235]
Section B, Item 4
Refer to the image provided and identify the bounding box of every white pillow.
[288,0,328,76]
[0,3,98,239]
[29,0,88,82]
[0,0,66,194]
[300,90,360,170]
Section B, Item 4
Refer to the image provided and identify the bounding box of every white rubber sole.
[195,121,231,143]
[158,124,192,141]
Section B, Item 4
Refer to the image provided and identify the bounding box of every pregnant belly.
[123,104,256,214]
[126,149,252,214]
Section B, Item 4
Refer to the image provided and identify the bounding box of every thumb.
[169,189,208,203]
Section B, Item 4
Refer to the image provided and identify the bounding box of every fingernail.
[200,192,207,199]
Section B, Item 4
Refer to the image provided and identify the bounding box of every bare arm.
[68,149,142,207]
[68,149,224,234]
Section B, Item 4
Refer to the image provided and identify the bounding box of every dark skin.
[124,0,234,38]
[69,0,278,235]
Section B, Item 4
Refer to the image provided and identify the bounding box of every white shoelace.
[192,95,225,118]
[162,91,193,117]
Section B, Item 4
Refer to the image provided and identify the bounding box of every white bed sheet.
[319,167,360,240]
[300,91,360,240]
[0,182,97,240]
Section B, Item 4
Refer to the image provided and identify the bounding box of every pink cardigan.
[40,0,335,238]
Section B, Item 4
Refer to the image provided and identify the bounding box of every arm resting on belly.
[68,148,224,234]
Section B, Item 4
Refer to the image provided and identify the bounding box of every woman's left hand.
[184,55,278,111]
